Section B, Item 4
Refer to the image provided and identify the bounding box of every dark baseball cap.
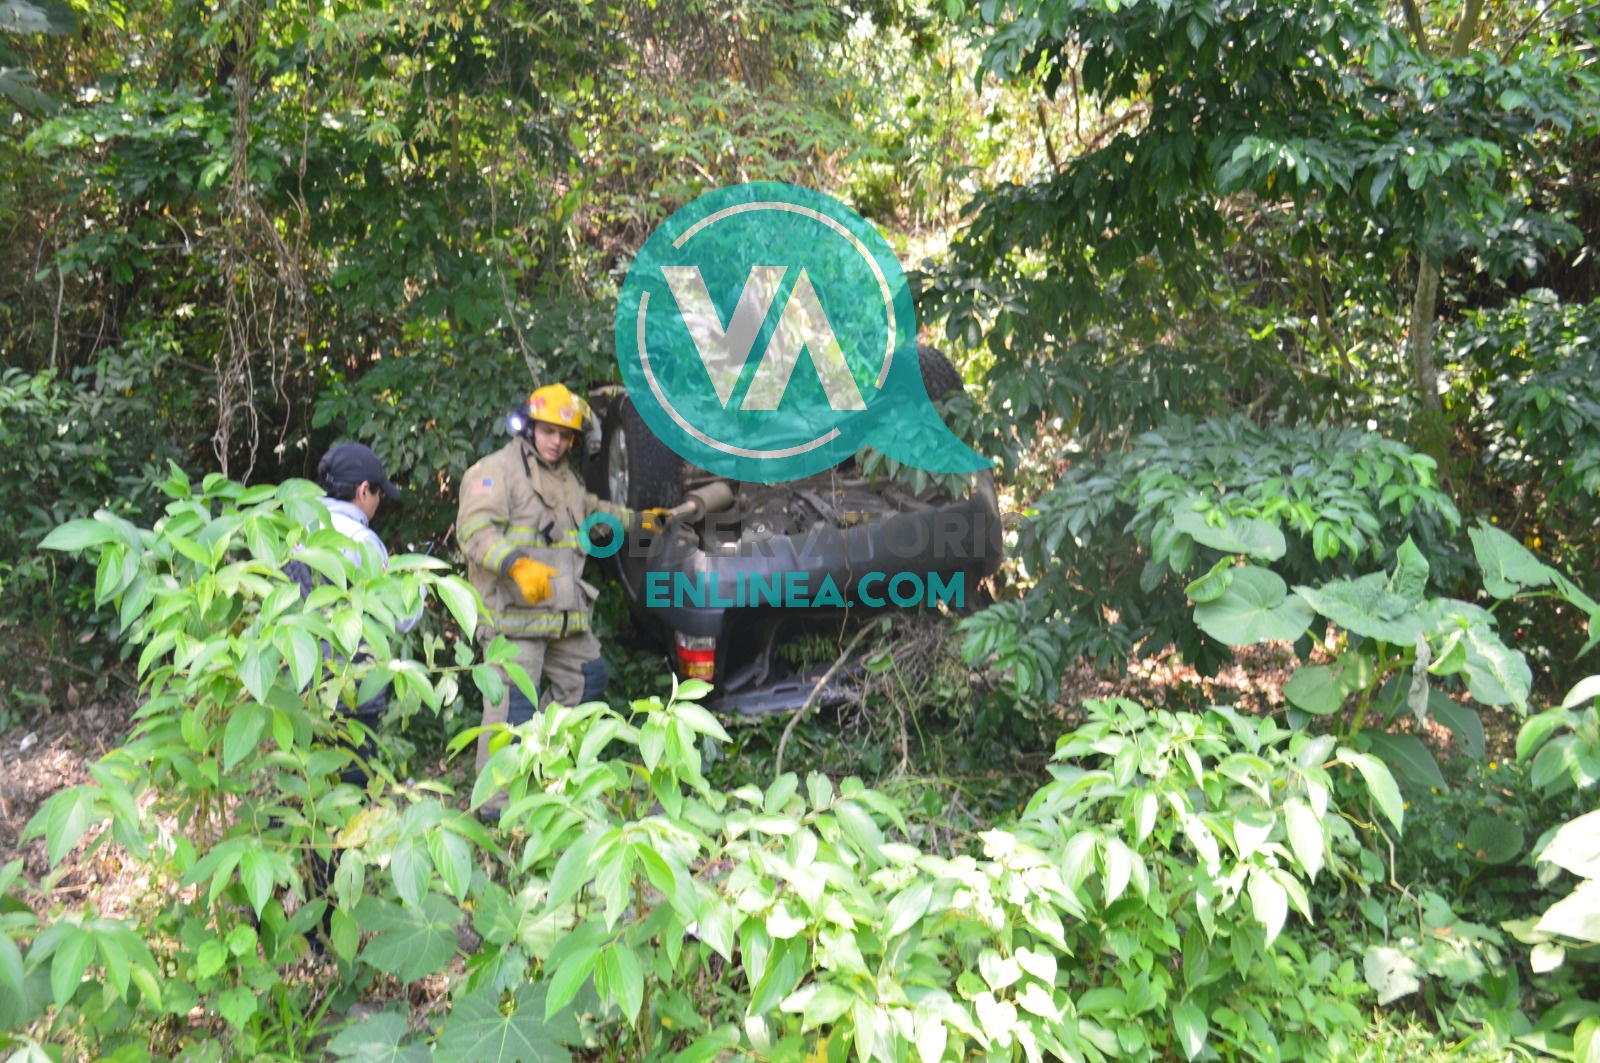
[318,442,401,500]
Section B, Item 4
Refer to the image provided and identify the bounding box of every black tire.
[918,344,964,401]
[598,395,682,510]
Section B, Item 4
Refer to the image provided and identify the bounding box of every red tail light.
[673,633,717,681]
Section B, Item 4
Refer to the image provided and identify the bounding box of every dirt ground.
[1055,640,1517,763]
[0,690,144,918]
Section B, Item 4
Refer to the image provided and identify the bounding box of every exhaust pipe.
[667,480,734,522]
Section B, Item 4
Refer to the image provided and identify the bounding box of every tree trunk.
[1402,0,1483,418]
[1408,256,1442,412]
[1450,0,1485,57]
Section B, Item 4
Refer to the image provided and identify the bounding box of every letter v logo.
[661,265,867,412]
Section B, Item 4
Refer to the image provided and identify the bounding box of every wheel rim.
[607,424,630,505]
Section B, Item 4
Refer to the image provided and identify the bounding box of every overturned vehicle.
[583,346,1003,715]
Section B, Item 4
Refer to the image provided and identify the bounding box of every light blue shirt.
[320,497,423,633]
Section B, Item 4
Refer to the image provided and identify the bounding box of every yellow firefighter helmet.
[526,383,587,433]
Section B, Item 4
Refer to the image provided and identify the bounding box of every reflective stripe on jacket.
[456,437,634,638]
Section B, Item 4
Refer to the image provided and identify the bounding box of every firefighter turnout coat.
[456,436,635,638]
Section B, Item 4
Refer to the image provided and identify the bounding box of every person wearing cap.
[286,442,423,783]
[309,442,408,576]
[280,441,423,947]
[456,384,669,786]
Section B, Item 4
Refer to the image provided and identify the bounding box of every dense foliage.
[7,480,1413,1061]
[6,0,1600,1058]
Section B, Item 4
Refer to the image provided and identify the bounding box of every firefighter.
[456,383,667,787]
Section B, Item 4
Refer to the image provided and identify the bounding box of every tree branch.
[1036,102,1060,170]
[774,624,872,779]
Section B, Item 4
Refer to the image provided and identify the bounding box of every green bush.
[1506,672,1600,1060]
[1451,291,1600,507]
[3,474,1414,1062]
[962,415,1463,702]
[0,343,203,721]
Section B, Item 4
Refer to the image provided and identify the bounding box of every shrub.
[4,474,1411,1062]
[962,415,1463,704]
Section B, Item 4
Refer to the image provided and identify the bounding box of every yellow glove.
[640,508,673,534]
[508,557,556,605]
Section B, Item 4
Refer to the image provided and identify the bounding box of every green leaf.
[30,787,99,866]
[1336,749,1404,831]
[239,849,274,914]
[1184,558,1234,603]
[216,985,259,1030]
[436,983,578,1063]
[330,908,360,961]
[545,830,600,911]
[674,678,714,701]
[670,1031,741,1063]
[1564,676,1600,709]
[1283,654,1372,715]
[284,628,320,692]
[1530,942,1566,974]
[297,547,351,589]
[1193,566,1315,645]
[1295,574,1422,646]
[674,702,731,742]
[884,881,934,938]
[223,703,267,771]
[1172,507,1286,561]
[1428,693,1485,759]
[95,542,129,605]
[545,943,599,1018]
[390,836,433,909]
[1387,537,1430,603]
[1465,814,1524,865]
[749,937,806,1016]
[1248,868,1288,945]
[1284,798,1324,879]
[765,903,806,939]
[472,665,505,710]
[1537,810,1600,880]
[1361,731,1447,792]
[1460,625,1533,713]
[436,577,480,642]
[1428,629,1466,675]
[1469,522,1555,599]
[328,1010,431,1063]
[38,517,118,553]
[1173,1000,1209,1062]
[602,945,644,1023]
[357,895,461,983]
[429,830,473,903]
[1536,881,1600,946]
[1364,946,1421,1005]
[0,930,23,998]
[50,926,92,1006]
[973,992,1017,1045]
[1517,709,1577,762]
[196,939,227,979]
[694,897,735,962]
[832,799,884,856]
[800,984,854,1029]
